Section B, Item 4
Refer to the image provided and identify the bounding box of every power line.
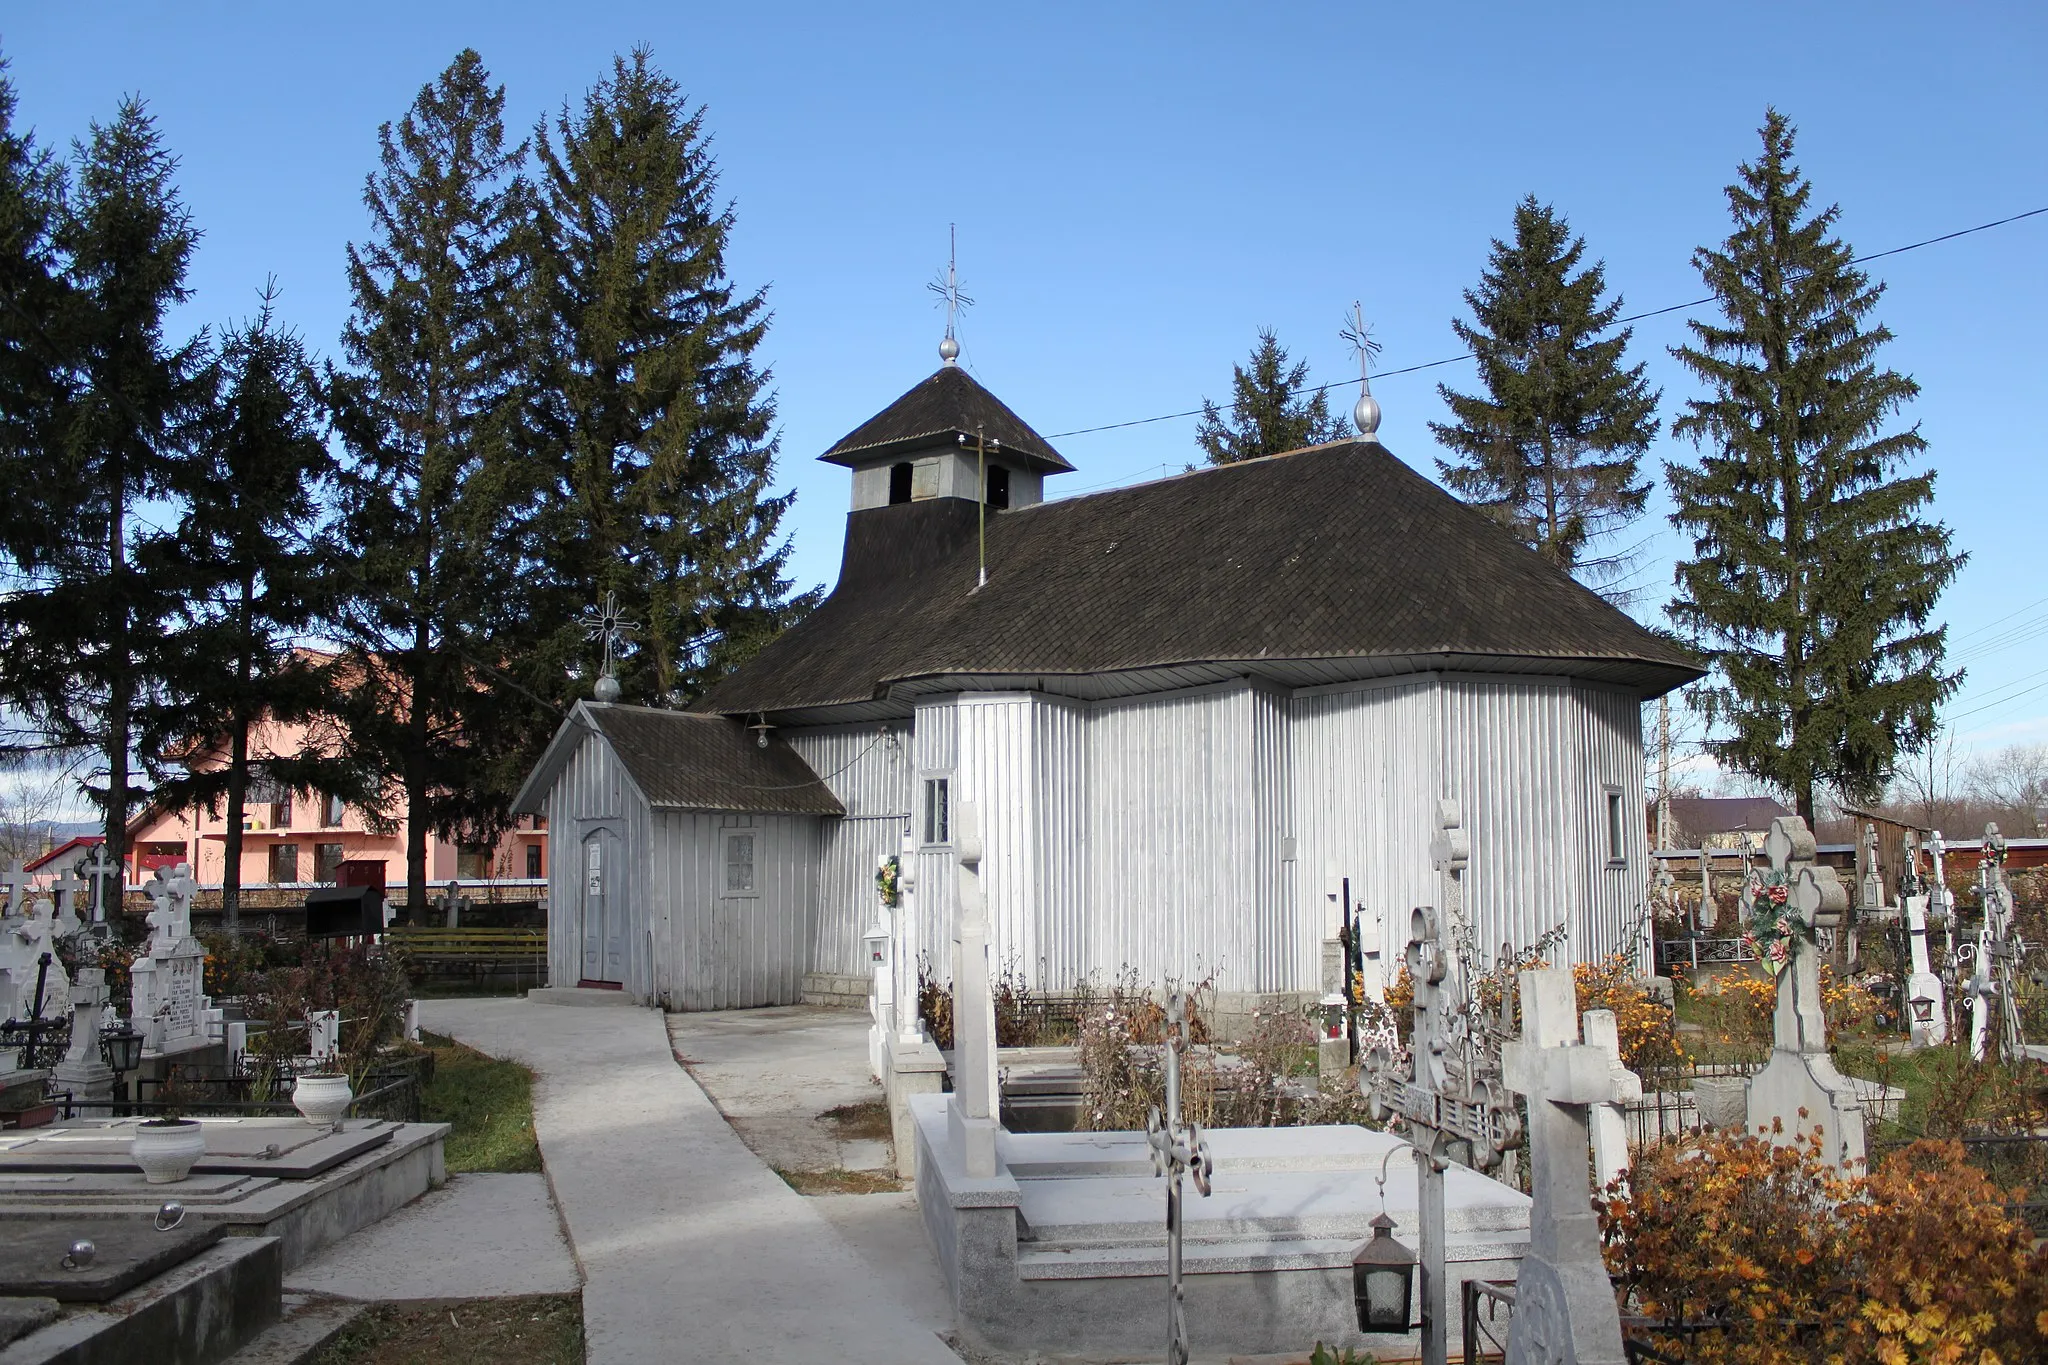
[1042,203,2048,443]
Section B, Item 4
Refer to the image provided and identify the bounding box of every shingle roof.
[1669,796,1793,838]
[818,365,1073,473]
[514,705,843,816]
[696,438,1704,717]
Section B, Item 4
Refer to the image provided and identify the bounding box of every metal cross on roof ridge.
[579,591,637,680]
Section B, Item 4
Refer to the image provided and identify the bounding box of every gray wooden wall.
[542,721,655,999]
[650,811,822,1010]
[786,671,1650,997]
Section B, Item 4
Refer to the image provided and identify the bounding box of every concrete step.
[219,1293,368,1365]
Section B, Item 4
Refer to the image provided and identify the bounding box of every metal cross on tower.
[579,592,637,702]
[1145,988,1214,1365]
[928,223,974,365]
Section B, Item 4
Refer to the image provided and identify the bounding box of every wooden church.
[514,355,1700,1010]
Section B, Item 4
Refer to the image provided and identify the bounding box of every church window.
[888,462,913,504]
[923,778,950,845]
[985,465,1010,509]
[725,831,757,895]
[1606,790,1627,864]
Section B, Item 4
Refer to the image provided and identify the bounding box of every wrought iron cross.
[1145,989,1213,1365]
[928,223,974,363]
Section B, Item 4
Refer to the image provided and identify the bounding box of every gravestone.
[1500,969,1627,1365]
[947,801,1000,1178]
[52,968,114,1115]
[1741,817,1865,1168]
[1,895,71,1024]
[1580,1008,1641,1194]
[80,843,117,926]
[1899,831,1947,1047]
[0,860,27,919]
[48,870,84,939]
[130,863,208,1057]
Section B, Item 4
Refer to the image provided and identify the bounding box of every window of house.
[314,843,346,884]
[1606,790,1627,864]
[526,843,543,878]
[888,462,913,505]
[724,832,757,895]
[923,777,950,846]
[323,792,346,826]
[269,843,300,884]
[274,788,294,829]
[456,844,493,880]
[985,465,1010,509]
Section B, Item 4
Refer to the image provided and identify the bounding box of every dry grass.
[308,1294,582,1365]
[774,1166,901,1195]
[818,1098,892,1140]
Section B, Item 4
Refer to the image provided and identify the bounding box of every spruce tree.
[1194,329,1347,464]
[1667,110,1962,822]
[527,47,813,706]
[0,95,208,881]
[1432,196,1660,593]
[144,287,345,931]
[326,51,531,917]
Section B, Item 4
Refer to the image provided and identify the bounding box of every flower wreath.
[875,855,901,909]
[1739,872,1801,976]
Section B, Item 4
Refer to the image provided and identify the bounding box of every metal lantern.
[862,920,891,969]
[1352,1211,1416,1332]
[1319,992,1347,1040]
[1910,992,1937,1025]
[101,1021,144,1076]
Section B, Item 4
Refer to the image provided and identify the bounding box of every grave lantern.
[1909,991,1937,1026]
[1319,992,1347,1040]
[101,1020,144,1077]
[1352,1211,1415,1332]
[863,920,891,969]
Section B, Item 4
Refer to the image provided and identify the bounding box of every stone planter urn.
[293,1073,353,1129]
[1691,1074,1750,1130]
[131,1119,206,1184]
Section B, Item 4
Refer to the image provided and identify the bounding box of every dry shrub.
[1606,1124,2048,1363]
[1574,952,1685,1074]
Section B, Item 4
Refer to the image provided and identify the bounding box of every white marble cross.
[1580,1008,1643,1193]
[80,844,116,923]
[0,859,27,919]
[142,862,199,954]
[1900,831,1947,1047]
[48,870,84,938]
[1500,969,1627,1365]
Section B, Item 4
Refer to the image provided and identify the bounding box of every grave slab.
[284,1173,578,1300]
[0,1300,56,1351]
[0,1118,396,1179]
[0,1220,224,1303]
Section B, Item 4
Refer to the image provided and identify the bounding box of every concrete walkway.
[667,1005,895,1174]
[285,1173,579,1300]
[423,998,961,1365]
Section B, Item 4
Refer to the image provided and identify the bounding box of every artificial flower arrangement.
[1739,872,1801,976]
[875,855,901,908]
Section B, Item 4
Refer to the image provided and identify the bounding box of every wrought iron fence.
[54,1070,421,1124]
[1654,936,1757,974]
[1461,1277,1514,1363]
[1,1016,71,1071]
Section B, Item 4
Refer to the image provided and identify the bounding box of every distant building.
[1665,796,1793,853]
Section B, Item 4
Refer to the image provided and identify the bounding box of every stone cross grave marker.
[48,870,84,938]
[1742,816,1865,1168]
[4,895,72,1024]
[0,860,27,920]
[947,800,1000,1177]
[1580,1008,1642,1194]
[1500,968,1628,1365]
[80,843,116,924]
[142,862,199,954]
[1859,822,1886,914]
[53,967,114,1114]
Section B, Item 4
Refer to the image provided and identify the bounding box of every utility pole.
[1655,695,1671,853]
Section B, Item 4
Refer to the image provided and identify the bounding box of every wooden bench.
[386,926,547,971]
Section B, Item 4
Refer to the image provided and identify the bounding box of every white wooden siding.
[654,811,821,1010]
[785,722,912,974]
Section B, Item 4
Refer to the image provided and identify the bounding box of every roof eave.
[818,430,1073,473]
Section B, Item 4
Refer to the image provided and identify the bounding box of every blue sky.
[10,3,2047,776]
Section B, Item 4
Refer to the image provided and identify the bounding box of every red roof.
[24,835,103,873]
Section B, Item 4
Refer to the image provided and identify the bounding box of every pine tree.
[325,51,532,917]
[1194,329,1347,465]
[0,95,208,882]
[1667,110,1963,822]
[144,286,347,931]
[527,47,814,707]
[1432,197,1660,593]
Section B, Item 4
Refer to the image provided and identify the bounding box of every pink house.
[125,709,545,893]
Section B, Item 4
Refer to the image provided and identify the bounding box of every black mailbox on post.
[303,885,385,939]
